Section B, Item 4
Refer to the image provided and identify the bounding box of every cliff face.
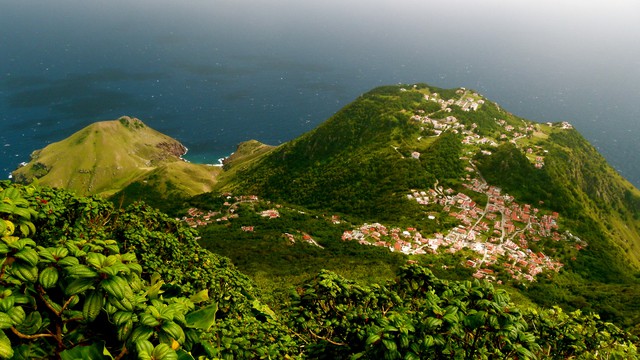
[156,141,188,160]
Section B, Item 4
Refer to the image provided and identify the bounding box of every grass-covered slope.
[11,117,219,200]
[217,84,465,220]
[111,161,222,212]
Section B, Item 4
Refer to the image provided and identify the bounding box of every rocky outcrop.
[156,141,188,159]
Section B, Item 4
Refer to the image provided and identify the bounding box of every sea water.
[2,0,639,186]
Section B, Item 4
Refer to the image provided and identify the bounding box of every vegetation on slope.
[219,85,465,221]
[0,182,298,359]
[1,182,637,359]
[11,117,219,203]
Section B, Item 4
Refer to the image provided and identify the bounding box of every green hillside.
[208,84,640,330]
[11,117,220,201]
[217,85,465,220]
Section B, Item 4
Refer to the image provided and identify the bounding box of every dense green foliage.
[1,182,298,359]
[286,265,637,359]
[1,182,639,358]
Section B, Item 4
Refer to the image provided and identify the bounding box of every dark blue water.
[2,0,640,186]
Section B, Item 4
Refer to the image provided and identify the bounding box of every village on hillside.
[408,87,575,169]
[179,86,583,284]
[342,171,587,283]
[342,87,585,283]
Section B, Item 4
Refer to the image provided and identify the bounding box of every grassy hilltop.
[11,116,221,201]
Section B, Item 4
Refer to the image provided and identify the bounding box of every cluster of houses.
[260,209,280,219]
[410,113,466,137]
[453,89,485,112]
[179,194,326,248]
[548,121,573,130]
[178,193,261,228]
[283,231,324,248]
[179,207,236,228]
[341,223,429,255]
[420,88,486,113]
[409,88,486,137]
[343,170,587,283]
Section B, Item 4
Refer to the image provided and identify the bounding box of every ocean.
[2,0,639,186]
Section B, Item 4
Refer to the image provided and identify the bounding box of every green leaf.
[188,289,209,304]
[0,330,14,359]
[8,238,36,251]
[130,326,154,344]
[38,266,60,289]
[65,277,96,296]
[425,317,442,329]
[57,256,79,267]
[185,303,218,331]
[51,247,69,259]
[140,313,161,327]
[100,263,130,277]
[382,339,397,351]
[144,278,164,299]
[0,242,9,255]
[87,253,107,269]
[442,313,458,324]
[7,306,26,326]
[0,204,13,215]
[16,311,43,335]
[60,341,113,360]
[136,340,154,356]
[251,299,276,319]
[515,344,535,359]
[0,297,14,313]
[67,264,99,278]
[37,247,56,262]
[423,335,435,347]
[10,262,38,283]
[405,352,421,360]
[12,207,32,220]
[151,343,177,360]
[176,349,195,360]
[0,313,14,329]
[366,333,381,345]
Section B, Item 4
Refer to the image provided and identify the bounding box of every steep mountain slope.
[218,85,465,220]
[12,117,220,198]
